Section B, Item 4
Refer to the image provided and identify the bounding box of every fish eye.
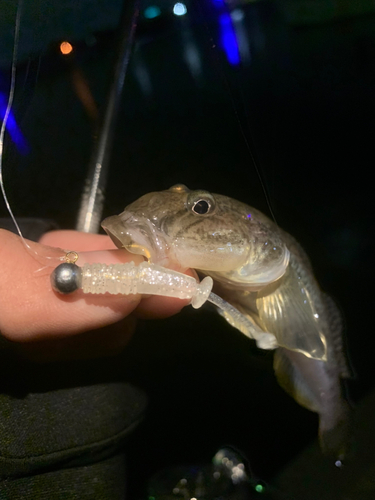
[193,199,210,214]
[187,191,216,216]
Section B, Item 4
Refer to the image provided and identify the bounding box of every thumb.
[0,229,143,342]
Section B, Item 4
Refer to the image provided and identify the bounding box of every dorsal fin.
[323,293,352,379]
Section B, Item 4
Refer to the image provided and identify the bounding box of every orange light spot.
[60,41,73,55]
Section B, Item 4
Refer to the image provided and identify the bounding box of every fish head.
[102,184,290,287]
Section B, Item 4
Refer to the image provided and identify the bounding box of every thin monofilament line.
[195,1,278,226]
[0,0,29,248]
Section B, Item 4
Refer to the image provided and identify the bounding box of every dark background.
[0,0,374,498]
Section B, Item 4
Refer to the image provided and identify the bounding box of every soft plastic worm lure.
[51,256,277,350]
[51,259,213,309]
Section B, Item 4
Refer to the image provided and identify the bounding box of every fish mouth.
[101,212,169,264]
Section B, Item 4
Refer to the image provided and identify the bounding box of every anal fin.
[274,348,320,413]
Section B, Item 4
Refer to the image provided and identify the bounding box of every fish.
[102,184,352,459]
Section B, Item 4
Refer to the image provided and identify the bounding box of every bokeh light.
[60,41,73,55]
[144,6,161,19]
[173,3,187,16]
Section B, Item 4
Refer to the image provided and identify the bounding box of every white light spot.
[314,313,319,318]
[231,8,245,22]
[231,465,246,483]
[173,2,187,15]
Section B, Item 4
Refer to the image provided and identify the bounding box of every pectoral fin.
[257,258,327,361]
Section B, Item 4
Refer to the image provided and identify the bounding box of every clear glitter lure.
[51,257,213,309]
[50,253,277,350]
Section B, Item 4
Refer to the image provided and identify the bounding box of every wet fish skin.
[216,227,352,458]
[102,185,351,458]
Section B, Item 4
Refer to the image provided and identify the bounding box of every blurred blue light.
[144,6,161,19]
[0,92,29,154]
[211,0,225,7]
[173,3,187,16]
[219,13,241,65]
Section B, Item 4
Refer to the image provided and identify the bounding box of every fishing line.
[0,0,65,269]
[0,0,26,244]
[194,0,278,225]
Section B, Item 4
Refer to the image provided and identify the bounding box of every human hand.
[0,229,191,361]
